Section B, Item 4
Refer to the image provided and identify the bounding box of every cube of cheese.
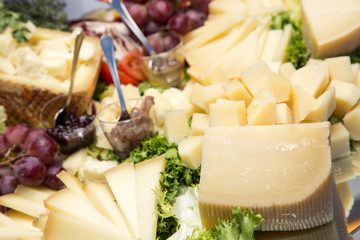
[336,182,354,217]
[330,122,351,160]
[202,83,227,112]
[290,65,328,98]
[178,136,203,169]
[306,87,336,122]
[265,73,291,102]
[240,61,273,97]
[164,110,190,144]
[326,56,355,82]
[351,63,359,76]
[247,88,276,125]
[327,79,360,117]
[275,103,293,124]
[81,156,117,181]
[62,149,87,176]
[291,86,317,123]
[144,88,171,126]
[306,58,330,83]
[199,123,333,230]
[343,103,360,140]
[332,155,355,184]
[209,100,247,127]
[162,88,197,119]
[189,82,206,111]
[265,61,282,74]
[191,113,209,136]
[199,68,230,85]
[279,62,296,79]
[223,79,253,106]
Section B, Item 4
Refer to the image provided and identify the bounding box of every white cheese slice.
[56,170,89,203]
[105,163,140,239]
[199,123,333,231]
[0,194,47,217]
[135,157,166,240]
[4,210,38,232]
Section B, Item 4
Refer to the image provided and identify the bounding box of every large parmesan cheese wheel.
[0,27,101,127]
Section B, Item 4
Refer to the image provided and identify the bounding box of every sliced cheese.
[62,148,87,176]
[105,163,139,239]
[135,157,166,240]
[261,29,283,61]
[0,194,47,218]
[163,109,190,144]
[56,170,89,203]
[199,123,333,231]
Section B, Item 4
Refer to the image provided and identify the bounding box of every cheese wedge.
[301,0,360,58]
[0,194,47,218]
[199,123,333,231]
[135,157,166,240]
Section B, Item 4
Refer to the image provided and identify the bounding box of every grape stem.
[0,147,29,167]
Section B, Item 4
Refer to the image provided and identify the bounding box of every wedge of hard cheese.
[0,26,101,126]
[199,122,333,231]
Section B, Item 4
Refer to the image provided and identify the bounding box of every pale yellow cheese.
[301,0,360,58]
[247,88,276,125]
[291,86,317,123]
[104,163,139,239]
[56,170,89,203]
[0,212,34,231]
[330,122,351,160]
[261,29,283,61]
[290,65,328,98]
[80,156,117,181]
[275,103,293,124]
[162,87,197,119]
[164,109,190,144]
[14,185,54,206]
[336,182,354,217]
[327,79,360,117]
[144,88,171,126]
[62,148,87,176]
[209,101,247,127]
[209,0,248,14]
[43,211,131,240]
[265,61,282,73]
[223,79,253,106]
[264,73,291,103]
[343,103,360,140]
[351,63,359,76]
[83,180,132,238]
[190,113,209,136]
[202,83,227,112]
[273,24,292,62]
[0,228,42,240]
[0,194,47,217]
[306,87,336,122]
[4,210,38,232]
[279,62,296,79]
[332,155,355,184]
[32,214,47,231]
[44,188,126,236]
[325,56,355,82]
[189,82,206,111]
[199,68,230,85]
[135,157,166,240]
[199,123,332,230]
[0,56,16,75]
[306,58,330,83]
[178,136,203,170]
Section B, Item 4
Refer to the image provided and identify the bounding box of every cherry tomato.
[117,48,145,81]
[100,61,140,86]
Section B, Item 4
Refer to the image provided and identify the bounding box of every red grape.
[125,2,148,28]
[186,9,206,29]
[0,175,18,195]
[190,0,210,14]
[0,133,10,156]
[28,135,58,165]
[53,154,63,166]
[4,124,29,146]
[13,156,46,187]
[44,165,65,190]
[0,166,12,178]
[167,13,191,34]
[146,32,165,53]
[144,20,162,36]
[163,32,180,51]
[20,127,46,151]
[148,0,174,23]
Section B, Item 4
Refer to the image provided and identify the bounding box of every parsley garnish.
[0,1,30,43]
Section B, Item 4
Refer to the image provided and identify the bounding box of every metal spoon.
[53,28,85,127]
[110,0,155,56]
[100,35,131,121]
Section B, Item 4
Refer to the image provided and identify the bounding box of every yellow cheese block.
[4,210,38,232]
[190,113,209,136]
[0,194,47,218]
[275,103,293,124]
[209,100,247,127]
[247,88,276,125]
[178,136,203,169]
[0,27,101,126]
[223,79,253,106]
[325,56,355,82]
[332,155,355,184]
[343,103,360,140]
[202,83,227,112]
[301,0,360,58]
[291,86,316,123]
[336,182,354,217]
[330,123,351,160]
[199,123,333,231]
[279,62,296,79]
[306,87,336,122]
[306,58,330,83]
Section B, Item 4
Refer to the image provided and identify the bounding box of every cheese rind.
[199,123,333,231]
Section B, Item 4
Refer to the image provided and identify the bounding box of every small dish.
[139,31,185,88]
[40,94,96,154]
[97,97,154,160]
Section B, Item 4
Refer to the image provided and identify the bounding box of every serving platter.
[0,0,359,239]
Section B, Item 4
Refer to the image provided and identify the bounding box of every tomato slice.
[117,48,146,82]
[100,61,139,86]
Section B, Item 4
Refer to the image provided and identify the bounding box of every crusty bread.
[0,27,101,127]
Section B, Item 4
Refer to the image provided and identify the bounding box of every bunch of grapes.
[124,0,209,53]
[0,124,65,196]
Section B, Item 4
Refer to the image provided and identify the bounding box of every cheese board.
[0,0,360,239]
